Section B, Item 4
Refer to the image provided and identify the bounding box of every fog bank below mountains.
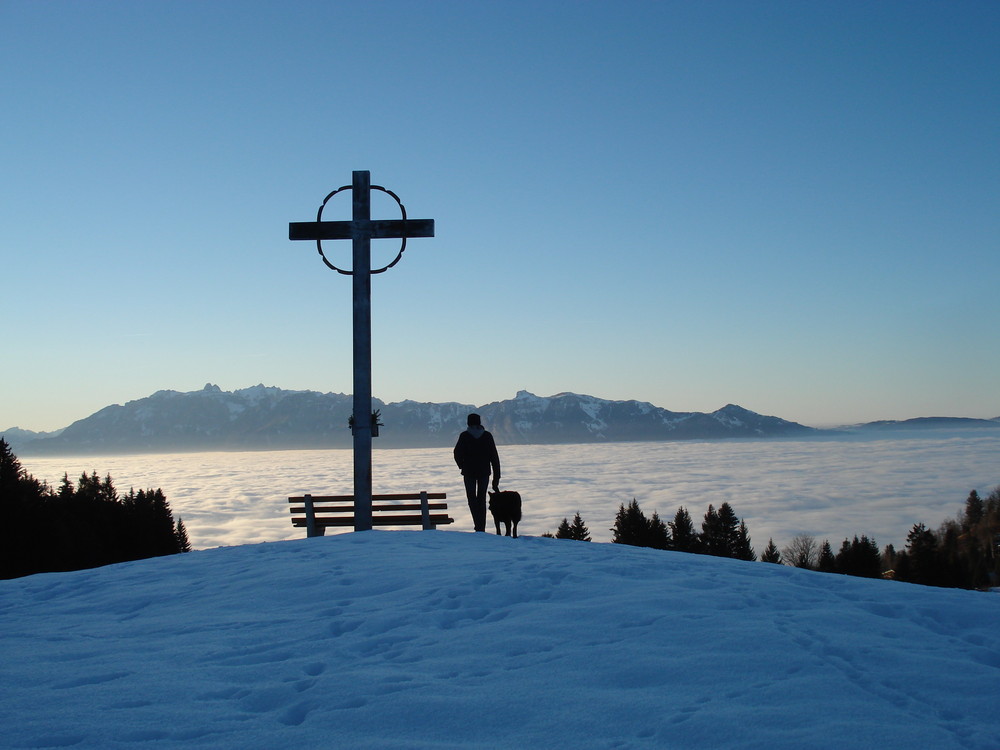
[21,435,1000,552]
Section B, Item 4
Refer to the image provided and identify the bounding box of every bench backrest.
[288,492,450,535]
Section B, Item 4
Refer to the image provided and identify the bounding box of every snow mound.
[2,532,998,749]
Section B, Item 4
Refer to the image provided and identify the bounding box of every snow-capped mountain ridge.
[12,385,816,454]
[7,385,1000,455]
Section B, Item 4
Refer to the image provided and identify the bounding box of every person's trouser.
[463,474,490,532]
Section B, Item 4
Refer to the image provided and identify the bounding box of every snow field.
[1,531,998,749]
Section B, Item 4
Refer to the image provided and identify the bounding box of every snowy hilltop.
[2,531,998,749]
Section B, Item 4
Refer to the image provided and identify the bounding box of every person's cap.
[467,413,482,426]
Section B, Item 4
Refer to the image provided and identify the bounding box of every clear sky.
[2,0,998,432]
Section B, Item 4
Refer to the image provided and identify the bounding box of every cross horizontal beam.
[288,218,435,241]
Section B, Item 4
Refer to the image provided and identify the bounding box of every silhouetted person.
[453,413,501,532]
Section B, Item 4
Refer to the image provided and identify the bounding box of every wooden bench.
[288,492,452,537]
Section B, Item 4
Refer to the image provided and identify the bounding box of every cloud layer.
[21,435,999,552]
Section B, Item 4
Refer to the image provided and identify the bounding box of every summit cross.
[289,170,434,531]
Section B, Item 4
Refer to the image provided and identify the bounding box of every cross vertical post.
[289,170,434,533]
[351,170,374,531]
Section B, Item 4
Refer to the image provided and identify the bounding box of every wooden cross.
[289,170,434,531]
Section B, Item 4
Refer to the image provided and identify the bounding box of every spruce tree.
[835,535,882,578]
[0,438,24,498]
[612,499,648,547]
[555,518,574,539]
[835,538,852,573]
[717,503,741,556]
[151,489,181,555]
[701,503,742,557]
[900,523,938,586]
[700,504,725,556]
[568,512,591,542]
[960,488,1000,588]
[175,518,192,553]
[936,521,967,588]
[647,511,671,550]
[0,439,42,579]
[761,538,782,564]
[1,441,187,578]
[669,507,698,552]
[57,473,73,500]
[817,540,836,573]
[881,543,898,575]
[733,519,756,561]
[983,488,1000,586]
[858,535,883,578]
[548,513,590,541]
[963,490,984,531]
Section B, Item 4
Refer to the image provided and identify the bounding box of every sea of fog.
[20,434,1000,553]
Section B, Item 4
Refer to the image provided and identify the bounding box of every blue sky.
[2,0,998,431]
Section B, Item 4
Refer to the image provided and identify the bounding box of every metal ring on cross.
[314,183,409,275]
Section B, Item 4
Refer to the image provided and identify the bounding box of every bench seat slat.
[289,502,449,514]
[292,515,454,527]
[288,492,446,503]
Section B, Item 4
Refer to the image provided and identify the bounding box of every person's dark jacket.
[454,425,501,478]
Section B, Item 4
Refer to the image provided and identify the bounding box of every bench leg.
[304,494,325,538]
[420,491,435,530]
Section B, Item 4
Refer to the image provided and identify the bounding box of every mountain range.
[4,384,998,454]
[6,384,815,454]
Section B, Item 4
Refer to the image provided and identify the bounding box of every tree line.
[0,439,190,579]
[546,487,1000,590]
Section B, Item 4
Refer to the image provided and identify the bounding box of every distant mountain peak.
[11,386,819,454]
[716,403,749,413]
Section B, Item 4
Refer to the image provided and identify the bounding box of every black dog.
[488,490,522,538]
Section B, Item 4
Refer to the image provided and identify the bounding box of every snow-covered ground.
[2,531,998,749]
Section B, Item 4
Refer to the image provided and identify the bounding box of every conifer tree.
[57,473,73,500]
[835,535,882,578]
[936,521,967,588]
[700,504,725,556]
[899,523,939,586]
[881,543,898,575]
[647,511,671,550]
[734,519,756,561]
[963,490,984,531]
[858,535,884,578]
[669,506,698,552]
[554,513,591,541]
[0,439,43,579]
[568,512,591,542]
[555,518,574,539]
[817,540,836,573]
[835,538,852,573]
[1,441,188,578]
[0,438,24,498]
[612,499,648,547]
[175,518,192,553]
[150,489,182,556]
[701,502,742,557]
[761,538,782,564]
